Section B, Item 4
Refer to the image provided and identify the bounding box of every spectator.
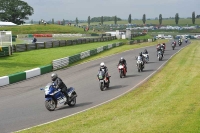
[32,37,37,43]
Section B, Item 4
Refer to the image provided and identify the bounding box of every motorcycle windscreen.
[98,71,105,80]
[44,83,55,95]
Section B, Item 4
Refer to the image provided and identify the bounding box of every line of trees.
[0,0,199,25]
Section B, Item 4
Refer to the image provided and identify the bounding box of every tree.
[75,17,78,25]
[142,14,146,24]
[52,18,54,24]
[0,0,34,25]
[128,14,131,24]
[175,13,179,25]
[101,16,103,25]
[114,16,117,24]
[192,12,195,24]
[30,19,33,24]
[87,16,90,25]
[159,14,162,25]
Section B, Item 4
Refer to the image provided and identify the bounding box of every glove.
[55,85,59,89]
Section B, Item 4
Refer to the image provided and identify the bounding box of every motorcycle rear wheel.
[45,99,56,111]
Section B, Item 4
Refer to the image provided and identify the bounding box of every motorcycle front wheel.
[100,82,104,91]
[45,99,56,111]
[68,97,76,107]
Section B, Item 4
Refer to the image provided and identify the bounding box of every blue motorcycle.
[40,83,77,111]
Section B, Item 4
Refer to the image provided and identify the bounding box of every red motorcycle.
[118,64,126,78]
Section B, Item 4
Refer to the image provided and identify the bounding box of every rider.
[136,52,144,67]
[178,38,182,45]
[51,73,69,104]
[118,57,127,72]
[98,62,110,83]
[143,49,148,54]
[157,45,163,57]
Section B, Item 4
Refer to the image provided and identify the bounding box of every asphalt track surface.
[0,40,189,133]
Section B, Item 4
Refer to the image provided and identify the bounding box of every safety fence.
[12,36,116,52]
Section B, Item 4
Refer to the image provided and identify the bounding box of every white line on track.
[16,42,188,132]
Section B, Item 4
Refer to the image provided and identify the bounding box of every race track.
[0,40,189,133]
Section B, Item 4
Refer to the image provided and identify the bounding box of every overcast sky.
[23,0,200,21]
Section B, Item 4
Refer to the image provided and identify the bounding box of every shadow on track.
[56,102,93,111]
[125,74,140,78]
[142,69,155,72]
[106,85,128,91]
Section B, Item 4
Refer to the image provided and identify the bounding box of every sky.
[23,0,200,21]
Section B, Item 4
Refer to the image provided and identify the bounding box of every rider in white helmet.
[98,62,110,83]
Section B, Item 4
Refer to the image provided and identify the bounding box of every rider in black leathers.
[118,57,127,72]
[143,49,148,54]
[51,73,69,104]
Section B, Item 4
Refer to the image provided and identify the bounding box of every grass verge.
[19,40,200,133]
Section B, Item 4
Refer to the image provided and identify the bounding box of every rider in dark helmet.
[118,57,127,72]
[143,49,148,54]
[51,73,69,104]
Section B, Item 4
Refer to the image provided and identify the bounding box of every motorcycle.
[40,83,77,111]
[157,50,163,61]
[136,56,144,72]
[118,64,126,78]
[171,43,175,50]
[185,39,188,43]
[178,40,182,46]
[142,53,149,63]
[97,70,110,91]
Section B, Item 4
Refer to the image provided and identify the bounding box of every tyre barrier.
[52,42,124,70]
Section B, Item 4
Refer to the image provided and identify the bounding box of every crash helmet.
[51,73,58,81]
[100,62,105,67]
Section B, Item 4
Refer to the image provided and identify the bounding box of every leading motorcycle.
[97,70,110,91]
[40,83,77,111]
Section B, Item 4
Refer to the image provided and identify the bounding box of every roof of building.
[0,21,17,26]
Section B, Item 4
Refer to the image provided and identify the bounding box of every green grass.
[81,18,200,26]
[18,40,200,133]
[0,24,100,35]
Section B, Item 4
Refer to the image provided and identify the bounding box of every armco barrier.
[9,72,26,84]
[0,76,9,86]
